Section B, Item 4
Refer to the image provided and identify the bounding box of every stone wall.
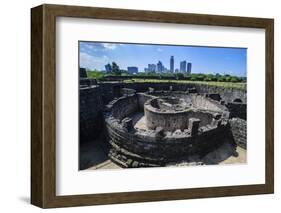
[99,82,246,104]
[104,93,233,168]
[136,93,155,110]
[229,118,247,149]
[193,84,247,103]
[190,95,229,115]
[80,67,87,78]
[79,81,247,167]
[105,94,139,120]
[143,91,228,113]
[227,102,247,120]
[99,82,194,104]
[144,102,215,131]
[80,85,103,143]
[105,116,230,167]
[80,78,97,88]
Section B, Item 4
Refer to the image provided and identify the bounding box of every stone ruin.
[79,79,247,169]
[103,88,245,168]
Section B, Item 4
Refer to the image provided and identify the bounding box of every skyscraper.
[187,62,192,74]
[157,61,164,72]
[170,56,174,73]
[148,64,156,72]
[127,66,138,74]
[180,60,187,73]
[105,63,112,72]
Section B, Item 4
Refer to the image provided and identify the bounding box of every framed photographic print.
[31,4,274,208]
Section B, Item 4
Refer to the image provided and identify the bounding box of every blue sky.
[79,41,247,77]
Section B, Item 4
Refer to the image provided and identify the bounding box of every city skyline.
[79,42,247,77]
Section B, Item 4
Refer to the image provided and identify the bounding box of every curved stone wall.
[79,81,247,169]
[106,115,230,167]
[104,92,232,168]
[138,91,229,115]
[144,97,217,131]
[99,82,247,104]
[105,94,139,120]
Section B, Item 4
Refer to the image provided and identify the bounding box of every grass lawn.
[123,79,246,90]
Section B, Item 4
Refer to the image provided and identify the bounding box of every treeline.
[86,70,245,83]
[134,72,246,83]
[85,61,246,83]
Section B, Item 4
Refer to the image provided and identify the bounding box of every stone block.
[213,113,222,120]
[188,118,200,136]
[148,87,154,93]
[155,127,165,140]
[122,117,133,131]
[211,118,222,127]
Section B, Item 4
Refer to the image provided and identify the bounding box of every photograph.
[79,41,247,170]
[29,3,274,208]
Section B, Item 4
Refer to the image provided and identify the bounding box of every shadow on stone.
[201,141,239,165]
[79,138,110,170]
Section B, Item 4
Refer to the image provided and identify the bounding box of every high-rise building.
[127,66,138,74]
[148,64,156,72]
[105,63,112,72]
[157,61,164,72]
[170,56,174,73]
[180,60,187,73]
[187,62,192,74]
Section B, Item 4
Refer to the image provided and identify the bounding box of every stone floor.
[131,112,147,130]
[87,159,121,170]
[169,142,246,167]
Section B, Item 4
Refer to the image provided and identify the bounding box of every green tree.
[217,76,226,82]
[230,76,240,83]
[175,73,184,80]
[204,74,215,81]
[86,69,105,80]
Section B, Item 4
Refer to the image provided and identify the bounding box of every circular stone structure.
[144,97,220,131]
[104,89,231,168]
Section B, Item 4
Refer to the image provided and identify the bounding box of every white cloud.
[81,42,123,52]
[102,43,123,50]
[83,43,94,50]
[80,52,109,70]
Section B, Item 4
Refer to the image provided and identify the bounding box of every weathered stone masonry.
[98,82,247,104]
[104,90,239,168]
[79,80,247,167]
[229,118,247,149]
[80,85,103,143]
